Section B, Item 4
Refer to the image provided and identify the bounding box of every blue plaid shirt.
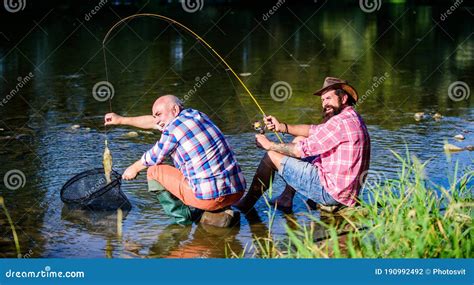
[141,108,246,199]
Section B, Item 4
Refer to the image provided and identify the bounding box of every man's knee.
[146,165,158,180]
[265,150,285,171]
[147,164,167,183]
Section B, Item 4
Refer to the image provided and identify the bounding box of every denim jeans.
[278,156,340,206]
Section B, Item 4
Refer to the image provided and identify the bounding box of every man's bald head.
[153,95,183,112]
[151,95,184,131]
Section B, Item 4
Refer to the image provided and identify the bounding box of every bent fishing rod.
[101,13,283,143]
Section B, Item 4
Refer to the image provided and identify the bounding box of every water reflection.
[0,3,472,258]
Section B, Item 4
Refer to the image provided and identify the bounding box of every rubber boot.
[148,180,195,225]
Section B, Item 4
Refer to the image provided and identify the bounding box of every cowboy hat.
[313,77,358,103]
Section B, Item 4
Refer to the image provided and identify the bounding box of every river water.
[0,2,472,258]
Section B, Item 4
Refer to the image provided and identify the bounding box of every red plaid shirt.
[296,106,370,206]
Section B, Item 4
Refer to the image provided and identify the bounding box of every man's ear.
[173,105,180,116]
[341,93,349,105]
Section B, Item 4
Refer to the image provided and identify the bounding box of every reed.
[0,196,22,258]
[232,152,473,258]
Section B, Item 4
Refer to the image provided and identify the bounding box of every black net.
[60,168,131,211]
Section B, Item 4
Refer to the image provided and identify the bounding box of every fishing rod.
[101,13,283,143]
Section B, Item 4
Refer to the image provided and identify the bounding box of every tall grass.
[234,152,473,258]
[0,196,22,257]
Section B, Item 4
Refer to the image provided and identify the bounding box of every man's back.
[142,108,246,200]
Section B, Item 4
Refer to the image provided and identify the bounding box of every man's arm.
[104,113,158,130]
[255,134,302,158]
[264,115,311,137]
[268,142,302,158]
[285,124,311,137]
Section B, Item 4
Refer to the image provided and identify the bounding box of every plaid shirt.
[296,106,371,206]
[141,108,246,199]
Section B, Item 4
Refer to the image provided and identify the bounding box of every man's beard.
[322,105,343,122]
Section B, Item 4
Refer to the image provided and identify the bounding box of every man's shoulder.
[339,106,364,121]
[173,108,215,130]
[331,107,366,129]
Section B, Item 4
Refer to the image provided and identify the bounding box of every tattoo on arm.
[269,143,299,157]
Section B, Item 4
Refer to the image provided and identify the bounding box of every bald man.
[105,95,246,226]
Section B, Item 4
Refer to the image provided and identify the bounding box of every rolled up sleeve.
[141,130,178,166]
[297,120,344,158]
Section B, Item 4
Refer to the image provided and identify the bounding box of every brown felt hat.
[313,77,359,103]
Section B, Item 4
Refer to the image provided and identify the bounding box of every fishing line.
[102,46,112,137]
[101,13,283,143]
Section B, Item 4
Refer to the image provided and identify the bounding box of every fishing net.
[60,168,131,211]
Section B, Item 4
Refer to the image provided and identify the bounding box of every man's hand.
[122,160,147,180]
[122,165,139,180]
[104,113,123,126]
[255,134,273,150]
[264,115,283,132]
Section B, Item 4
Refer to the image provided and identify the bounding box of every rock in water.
[432,112,442,120]
[123,131,139,138]
[414,112,425,121]
[443,143,464,152]
[454,134,465,140]
[103,140,113,184]
[138,130,154,135]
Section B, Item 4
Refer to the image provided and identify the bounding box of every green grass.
[0,196,22,258]
[232,152,473,258]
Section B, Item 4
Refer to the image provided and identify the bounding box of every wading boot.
[148,180,201,225]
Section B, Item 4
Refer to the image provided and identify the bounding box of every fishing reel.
[252,120,265,134]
